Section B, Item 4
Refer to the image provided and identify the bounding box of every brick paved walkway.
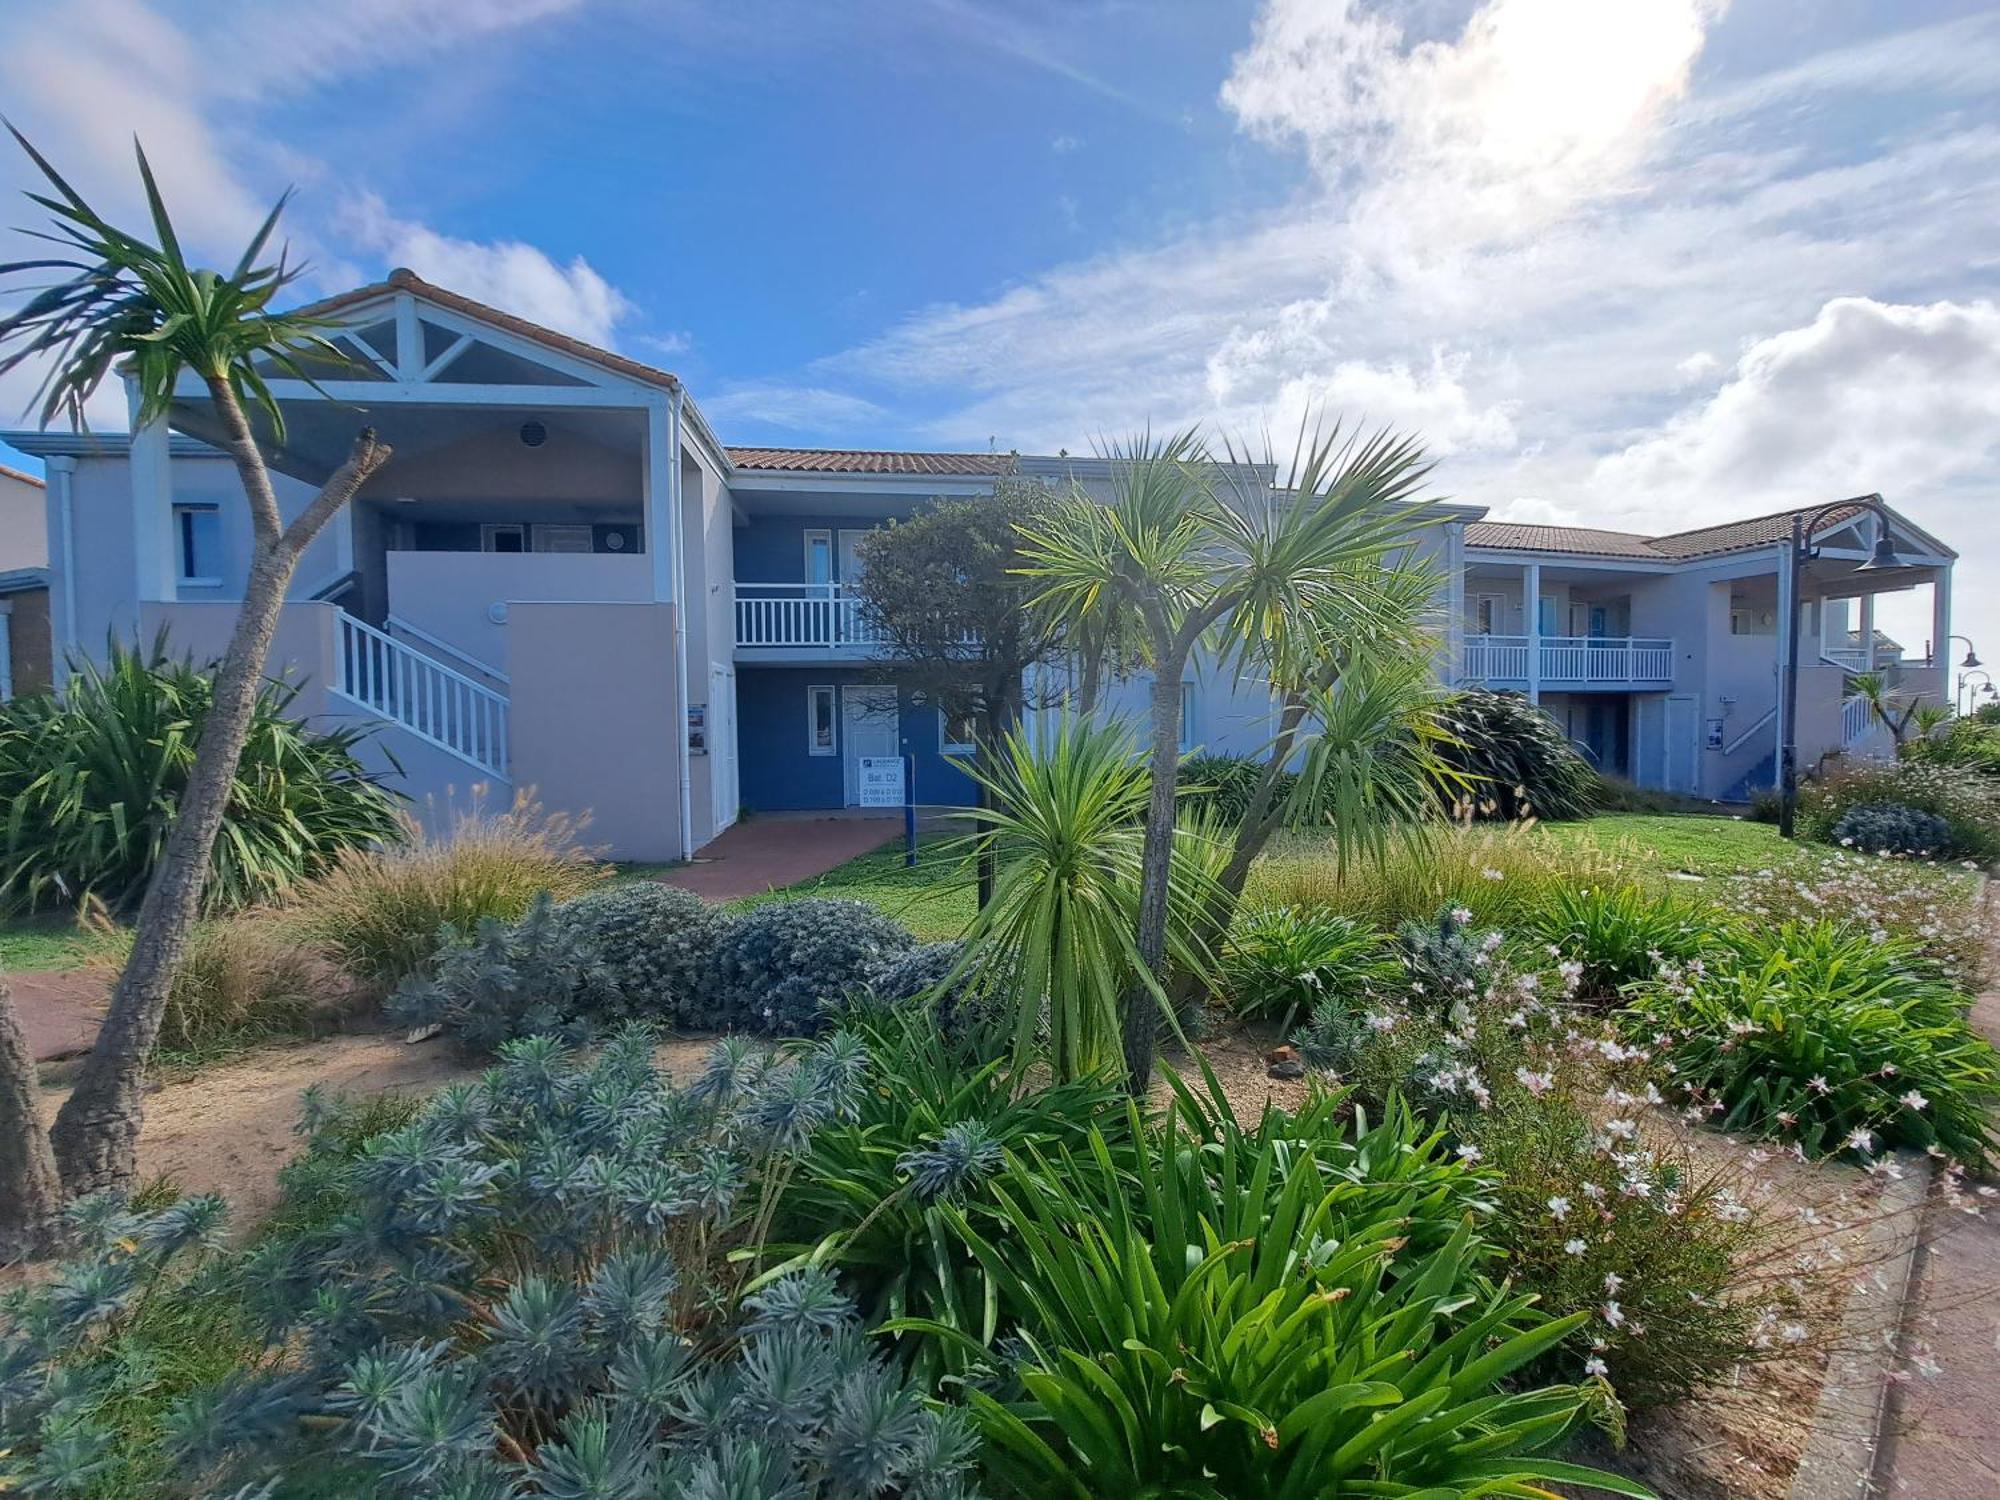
[658,814,901,901]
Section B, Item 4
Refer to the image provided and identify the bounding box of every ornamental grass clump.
[289,793,607,989]
[1432,687,1600,822]
[1219,905,1399,1023]
[1623,920,2000,1167]
[1798,759,2000,861]
[1,1029,982,1498]
[1533,882,1719,1002]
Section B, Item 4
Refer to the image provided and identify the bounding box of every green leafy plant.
[1221,904,1397,1022]
[894,1096,1640,1499]
[1624,921,2000,1165]
[1798,759,2000,861]
[868,938,1008,1047]
[708,897,915,1035]
[1534,883,1718,1000]
[555,880,734,1025]
[1433,688,1599,822]
[1177,752,1298,825]
[289,793,605,989]
[0,640,404,915]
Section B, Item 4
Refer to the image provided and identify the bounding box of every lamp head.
[1962,648,1982,668]
[1853,529,1908,572]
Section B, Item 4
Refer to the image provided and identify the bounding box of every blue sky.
[2,0,1998,662]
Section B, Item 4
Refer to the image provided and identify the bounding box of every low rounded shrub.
[708,897,915,1035]
[1622,920,2000,1166]
[1829,800,1955,857]
[868,938,1007,1043]
[1798,759,2000,861]
[555,880,734,1024]
[1432,688,1598,822]
[1221,905,1397,1021]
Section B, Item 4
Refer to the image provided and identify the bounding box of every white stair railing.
[1841,692,1876,748]
[334,612,510,779]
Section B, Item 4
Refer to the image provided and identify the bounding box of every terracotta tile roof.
[725,447,1018,476]
[1644,501,1871,559]
[1461,522,1663,558]
[294,268,681,392]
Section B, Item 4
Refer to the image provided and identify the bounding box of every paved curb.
[1786,1152,1932,1500]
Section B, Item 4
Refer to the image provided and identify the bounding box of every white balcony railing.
[1460,635,1674,686]
[734,584,887,649]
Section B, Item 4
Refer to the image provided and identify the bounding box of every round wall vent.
[519,420,548,448]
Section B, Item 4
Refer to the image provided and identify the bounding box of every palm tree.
[0,130,392,1217]
[1015,422,1436,1090]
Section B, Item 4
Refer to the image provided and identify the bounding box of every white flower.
[1901,1090,1930,1111]
[1807,1075,1831,1094]
[1584,1356,1609,1377]
[1449,906,1474,925]
[1564,1238,1588,1256]
[1481,867,1505,881]
[1845,1127,1875,1154]
[1455,1144,1483,1164]
[1602,1300,1626,1328]
[1603,1272,1624,1294]
[1547,1196,1572,1221]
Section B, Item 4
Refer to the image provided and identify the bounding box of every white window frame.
[173,502,223,586]
[532,523,594,554]
[939,706,975,757]
[481,522,527,554]
[803,529,833,587]
[806,684,838,756]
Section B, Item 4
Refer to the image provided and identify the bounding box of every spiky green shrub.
[1393,905,1504,1016]
[555,880,735,1025]
[768,1004,1128,1378]
[1901,716,2000,775]
[1432,688,1599,822]
[0,640,404,914]
[1533,883,1718,1000]
[1828,801,1955,857]
[289,794,606,989]
[867,939,1009,1046]
[708,897,915,1036]
[1624,921,2000,1166]
[2,1030,981,1497]
[891,1093,1640,1499]
[1220,904,1397,1021]
[387,891,618,1055]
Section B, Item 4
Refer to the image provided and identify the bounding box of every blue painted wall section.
[735,514,894,583]
[735,666,980,812]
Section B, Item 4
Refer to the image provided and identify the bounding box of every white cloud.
[1051,135,1083,155]
[701,382,891,433]
[1674,351,1720,384]
[340,193,633,347]
[1594,297,2000,511]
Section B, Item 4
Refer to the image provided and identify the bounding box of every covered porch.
[1457,558,1676,697]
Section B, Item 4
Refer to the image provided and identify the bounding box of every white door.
[709,664,738,834]
[841,684,899,805]
[1664,694,1698,793]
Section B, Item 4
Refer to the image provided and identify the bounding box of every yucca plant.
[891,1092,1641,1499]
[0,639,404,916]
[949,716,1218,1082]
[1624,921,2000,1165]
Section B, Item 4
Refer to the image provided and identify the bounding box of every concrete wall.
[355,426,639,504]
[0,467,45,571]
[385,551,648,672]
[508,602,683,861]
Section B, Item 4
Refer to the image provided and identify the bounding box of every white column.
[46,455,78,666]
[129,417,177,603]
[394,292,422,380]
[644,401,680,604]
[1859,593,1876,671]
[1774,543,1794,754]
[1524,560,1542,704]
[1444,522,1465,682]
[1931,566,1951,675]
[0,603,13,701]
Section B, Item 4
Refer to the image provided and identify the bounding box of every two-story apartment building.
[3,272,1958,859]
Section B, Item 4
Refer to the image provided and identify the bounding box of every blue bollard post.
[904,753,918,867]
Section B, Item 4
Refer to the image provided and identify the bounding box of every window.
[174,504,222,584]
[1178,681,1198,753]
[1536,594,1560,635]
[1473,595,1501,635]
[939,707,976,756]
[807,685,837,756]
[533,524,593,554]
[803,530,833,587]
[481,523,526,554]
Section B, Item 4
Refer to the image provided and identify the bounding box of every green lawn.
[0,915,115,973]
[740,833,978,942]
[1527,812,1796,876]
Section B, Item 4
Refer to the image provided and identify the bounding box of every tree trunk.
[48,406,387,1198]
[1122,664,1186,1092]
[0,979,63,1261]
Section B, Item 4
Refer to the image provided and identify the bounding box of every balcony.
[1461,635,1674,688]
[734,583,888,653]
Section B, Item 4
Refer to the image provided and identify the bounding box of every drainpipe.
[671,389,693,862]
[48,455,77,681]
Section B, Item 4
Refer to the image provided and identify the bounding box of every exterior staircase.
[330,611,511,780]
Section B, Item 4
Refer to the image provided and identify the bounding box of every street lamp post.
[1778,495,1907,839]
[1959,669,1993,716]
